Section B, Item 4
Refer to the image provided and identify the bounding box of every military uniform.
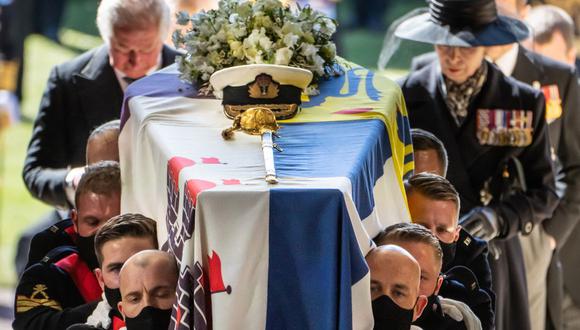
[13,246,102,330]
[414,295,467,330]
[25,218,76,269]
[439,230,494,330]
[399,61,559,330]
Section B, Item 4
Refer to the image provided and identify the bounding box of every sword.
[261,131,283,184]
[222,107,281,184]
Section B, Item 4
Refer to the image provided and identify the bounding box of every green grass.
[0,35,79,286]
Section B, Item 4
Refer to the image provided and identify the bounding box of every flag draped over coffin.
[119,61,413,330]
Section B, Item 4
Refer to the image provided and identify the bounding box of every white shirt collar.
[489,44,519,76]
[113,54,162,91]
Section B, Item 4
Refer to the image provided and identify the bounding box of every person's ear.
[413,295,428,321]
[567,47,577,66]
[71,209,79,232]
[95,268,105,290]
[434,274,444,295]
[520,4,530,20]
[453,225,461,242]
[118,301,125,319]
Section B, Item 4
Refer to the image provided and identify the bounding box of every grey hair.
[526,5,575,51]
[96,0,171,43]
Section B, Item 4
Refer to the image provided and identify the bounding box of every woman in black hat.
[396,1,559,330]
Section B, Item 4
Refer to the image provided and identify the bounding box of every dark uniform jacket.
[444,230,492,295]
[14,246,101,330]
[439,230,494,330]
[22,44,179,208]
[399,61,559,330]
[414,296,467,330]
[26,218,76,269]
[511,48,580,329]
[511,47,580,245]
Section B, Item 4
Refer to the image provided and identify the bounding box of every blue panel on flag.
[275,119,391,220]
[266,189,368,330]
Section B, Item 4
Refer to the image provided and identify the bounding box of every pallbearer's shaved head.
[118,250,178,319]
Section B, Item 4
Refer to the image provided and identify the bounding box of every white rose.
[247,50,264,64]
[229,13,239,24]
[310,54,326,75]
[300,44,318,57]
[281,21,303,36]
[199,62,215,74]
[283,33,299,48]
[245,29,261,47]
[258,34,272,51]
[275,47,293,65]
[314,18,337,36]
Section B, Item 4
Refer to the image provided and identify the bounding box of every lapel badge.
[476,109,533,147]
[540,84,562,123]
[463,237,472,246]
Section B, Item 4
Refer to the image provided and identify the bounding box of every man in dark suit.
[525,5,580,329]
[18,0,179,275]
[394,0,559,328]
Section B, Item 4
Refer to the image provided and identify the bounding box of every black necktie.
[123,76,144,85]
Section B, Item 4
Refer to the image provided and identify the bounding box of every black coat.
[22,44,179,207]
[399,61,559,330]
[25,219,75,270]
[440,230,494,330]
[414,296,467,330]
[412,47,580,329]
[13,246,99,330]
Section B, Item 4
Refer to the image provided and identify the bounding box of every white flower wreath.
[173,0,342,95]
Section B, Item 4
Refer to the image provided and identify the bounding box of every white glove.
[439,297,482,330]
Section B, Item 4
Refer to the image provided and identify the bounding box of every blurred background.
[0,0,579,326]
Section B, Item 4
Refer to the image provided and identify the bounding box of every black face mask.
[125,306,172,330]
[372,295,414,330]
[104,287,122,311]
[414,293,441,328]
[439,240,457,271]
[426,293,438,313]
[76,234,99,270]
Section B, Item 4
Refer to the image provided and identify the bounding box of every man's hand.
[547,234,556,251]
[459,207,502,241]
[64,167,85,207]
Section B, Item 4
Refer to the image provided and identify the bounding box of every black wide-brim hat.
[395,0,530,47]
